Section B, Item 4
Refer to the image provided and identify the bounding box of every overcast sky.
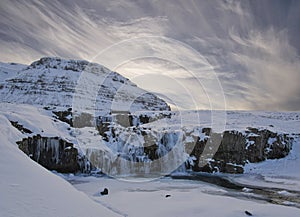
[1,0,299,111]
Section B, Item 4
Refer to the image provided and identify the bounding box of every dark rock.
[245,210,252,216]
[202,127,212,135]
[139,114,150,124]
[30,57,89,72]
[10,121,33,134]
[17,135,83,173]
[144,143,158,160]
[100,188,109,195]
[188,138,208,171]
[52,109,73,126]
[195,128,293,174]
[165,194,171,198]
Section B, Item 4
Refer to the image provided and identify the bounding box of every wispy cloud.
[0,0,299,110]
[229,28,300,110]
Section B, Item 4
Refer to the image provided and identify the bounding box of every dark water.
[171,173,300,209]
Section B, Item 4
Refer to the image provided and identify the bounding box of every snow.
[1,102,299,216]
[277,190,296,197]
[268,136,277,145]
[145,110,300,133]
[0,115,119,217]
[245,139,255,150]
[0,103,71,139]
[0,57,169,114]
[0,57,300,216]
[0,62,26,81]
[65,175,300,217]
[232,137,300,192]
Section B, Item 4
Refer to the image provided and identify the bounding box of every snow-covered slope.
[0,114,119,217]
[0,57,170,114]
[0,62,26,81]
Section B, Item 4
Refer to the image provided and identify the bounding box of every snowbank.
[0,115,118,217]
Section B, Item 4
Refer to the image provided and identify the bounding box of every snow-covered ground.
[0,114,119,217]
[143,109,300,133]
[0,102,300,216]
[231,136,300,192]
[63,174,300,217]
[64,136,300,217]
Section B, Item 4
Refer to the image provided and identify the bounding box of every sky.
[0,0,299,111]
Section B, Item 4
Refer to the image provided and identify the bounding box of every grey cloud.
[0,0,299,110]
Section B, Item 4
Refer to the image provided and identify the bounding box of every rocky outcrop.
[52,108,73,126]
[14,112,294,175]
[10,121,33,134]
[95,114,294,174]
[187,128,293,173]
[17,135,88,173]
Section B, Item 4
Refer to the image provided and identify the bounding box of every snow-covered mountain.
[0,57,299,177]
[0,57,300,216]
[0,62,26,81]
[0,57,170,114]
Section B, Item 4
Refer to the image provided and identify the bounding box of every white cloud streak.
[0,0,299,110]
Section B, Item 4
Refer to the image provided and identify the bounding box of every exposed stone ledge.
[17,135,88,173]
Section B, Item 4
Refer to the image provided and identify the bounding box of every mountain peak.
[0,57,170,113]
[29,57,90,72]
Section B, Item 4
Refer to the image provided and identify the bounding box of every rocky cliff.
[14,111,295,175]
[17,135,81,173]
[92,113,294,174]
[188,128,293,173]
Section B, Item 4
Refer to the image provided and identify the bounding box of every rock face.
[52,108,73,126]
[17,135,82,173]
[189,128,293,173]
[14,111,294,175]
[92,113,294,174]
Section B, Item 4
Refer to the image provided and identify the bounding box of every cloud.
[113,58,213,110]
[229,28,300,110]
[0,0,299,110]
[0,0,115,62]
